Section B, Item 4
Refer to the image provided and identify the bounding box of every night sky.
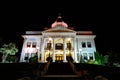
[0,2,119,54]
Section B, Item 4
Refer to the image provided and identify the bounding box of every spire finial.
[58,13,62,18]
[51,13,68,27]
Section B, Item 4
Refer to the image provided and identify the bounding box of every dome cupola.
[51,16,68,28]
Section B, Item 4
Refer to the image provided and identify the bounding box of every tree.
[80,55,85,63]
[108,52,120,66]
[103,54,109,65]
[94,51,104,65]
[29,52,38,63]
[0,43,18,63]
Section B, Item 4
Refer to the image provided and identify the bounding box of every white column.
[36,46,40,62]
[79,48,82,63]
[52,38,55,62]
[74,37,77,62]
[41,38,46,62]
[87,53,89,60]
[20,38,27,62]
[92,40,96,60]
[76,38,78,53]
[63,37,66,62]
[76,38,79,63]
[77,38,80,62]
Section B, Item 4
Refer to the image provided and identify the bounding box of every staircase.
[46,62,75,75]
[40,62,81,79]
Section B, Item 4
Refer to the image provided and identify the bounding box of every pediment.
[43,26,75,33]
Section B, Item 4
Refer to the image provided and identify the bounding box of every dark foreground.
[0,63,120,80]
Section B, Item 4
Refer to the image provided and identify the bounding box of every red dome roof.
[51,16,68,28]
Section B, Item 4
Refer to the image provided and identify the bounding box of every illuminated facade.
[20,16,96,63]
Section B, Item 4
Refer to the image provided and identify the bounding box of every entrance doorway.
[55,54,63,62]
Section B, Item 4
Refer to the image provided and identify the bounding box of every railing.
[68,59,89,78]
[68,61,76,73]
[42,61,51,75]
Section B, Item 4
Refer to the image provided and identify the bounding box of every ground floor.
[40,50,75,62]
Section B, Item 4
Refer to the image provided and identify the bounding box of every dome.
[51,16,68,28]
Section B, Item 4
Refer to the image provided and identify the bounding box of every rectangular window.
[47,43,52,50]
[89,53,93,60]
[27,42,31,48]
[32,42,37,48]
[55,43,63,50]
[81,42,86,48]
[87,42,92,48]
[24,53,29,60]
[67,42,71,50]
[83,53,87,60]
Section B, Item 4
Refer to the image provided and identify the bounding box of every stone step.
[41,75,79,77]
[46,63,75,75]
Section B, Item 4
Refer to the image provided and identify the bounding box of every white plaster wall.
[19,35,42,62]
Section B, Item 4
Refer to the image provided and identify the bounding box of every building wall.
[76,35,96,62]
[19,34,96,63]
[20,35,42,62]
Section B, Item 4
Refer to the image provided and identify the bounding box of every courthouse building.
[20,16,96,63]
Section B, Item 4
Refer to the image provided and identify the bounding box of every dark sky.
[0,2,119,54]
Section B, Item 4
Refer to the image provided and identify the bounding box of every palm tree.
[0,42,18,63]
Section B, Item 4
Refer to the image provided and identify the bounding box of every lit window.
[47,43,52,50]
[81,42,86,48]
[87,42,92,48]
[32,42,37,48]
[55,43,63,50]
[67,42,71,50]
[27,42,31,48]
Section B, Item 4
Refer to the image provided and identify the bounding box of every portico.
[40,36,76,62]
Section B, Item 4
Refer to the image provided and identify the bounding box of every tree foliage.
[103,54,109,65]
[0,42,18,62]
[29,52,38,63]
[93,51,104,65]
[0,43,18,55]
[107,52,120,66]
[80,55,85,63]
[94,51,101,65]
